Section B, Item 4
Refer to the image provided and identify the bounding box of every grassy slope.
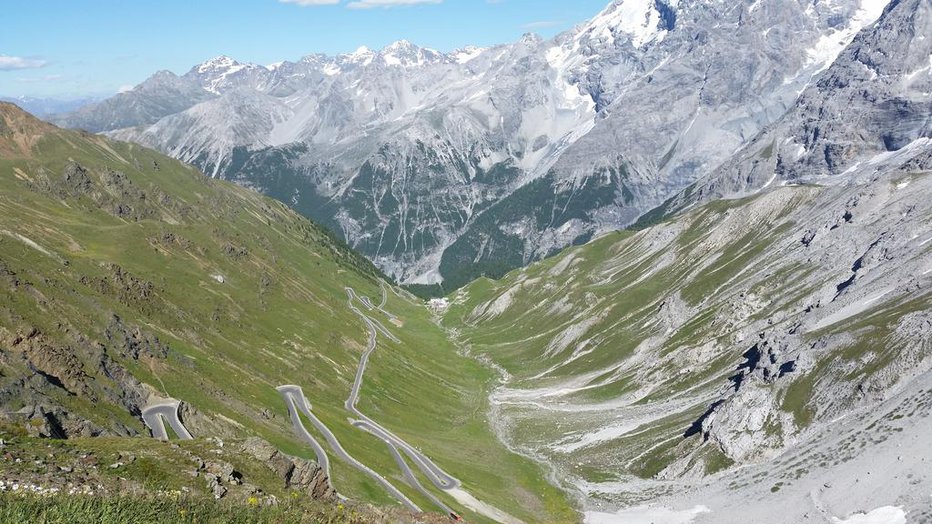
[0,494,356,524]
[442,182,932,498]
[0,104,575,522]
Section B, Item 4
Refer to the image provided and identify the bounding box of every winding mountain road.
[276,386,332,480]
[277,385,419,510]
[344,288,459,490]
[375,282,399,322]
[280,283,519,522]
[136,284,511,519]
[141,401,193,440]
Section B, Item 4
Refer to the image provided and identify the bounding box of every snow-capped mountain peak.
[518,32,544,46]
[59,0,918,288]
[584,0,678,49]
[342,46,376,66]
[451,46,487,64]
[383,39,416,52]
[196,55,240,73]
[187,55,267,94]
[380,40,446,67]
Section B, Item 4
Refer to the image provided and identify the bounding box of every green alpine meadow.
[0,103,574,523]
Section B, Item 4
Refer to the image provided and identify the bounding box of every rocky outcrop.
[61,162,93,196]
[0,261,160,437]
[104,314,170,361]
[239,437,334,500]
[6,327,96,399]
[681,330,803,463]
[700,385,789,463]
[177,403,242,440]
[27,161,195,225]
[690,0,932,199]
[79,264,161,314]
[1,404,104,439]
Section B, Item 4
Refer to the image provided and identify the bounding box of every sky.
[0,0,609,99]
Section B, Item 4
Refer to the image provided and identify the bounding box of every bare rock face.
[239,437,335,500]
[52,70,216,133]
[684,329,803,463]
[3,404,104,439]
[7,328,97,400]
[691,0,932,199]
[177,403,241,440]
[701,384,788,463]
[53,1,889,286]
[104,314,170,361]
[0,288,156,438]
[61,162,93,195]
[778,0,932,180]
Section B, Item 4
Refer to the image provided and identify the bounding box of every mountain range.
[0,96,100,119]
[5,0,931,521]
[55,0,898,290]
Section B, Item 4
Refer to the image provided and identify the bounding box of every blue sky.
[0,0,609,98]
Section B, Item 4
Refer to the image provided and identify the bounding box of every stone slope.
[54,0,888,287]
[443,152,932,519]
[685,0,931,201]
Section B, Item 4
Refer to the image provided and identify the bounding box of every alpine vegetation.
[2,0,931,522]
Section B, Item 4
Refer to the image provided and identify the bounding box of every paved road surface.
[278,385,420,511]
[343,288,461,499]
[281,283,516,522]
[142,401,193,440]
[276,386,332,479]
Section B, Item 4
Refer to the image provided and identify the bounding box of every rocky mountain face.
[680,0,931,203]
[442,0,932,520]
[54,0,890,287]
[54,71,217,133]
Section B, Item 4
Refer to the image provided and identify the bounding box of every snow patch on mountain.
[584,505,711,524]
[452,46,487,64]
[830,506,906,524]
[803,0,891,74]
[582,0,677,49]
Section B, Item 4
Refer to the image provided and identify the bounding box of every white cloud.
[14,74,63,83]
[0,55,47,71]
[521,20,561,29]
[347,0,442,9]
[117,85,135,94]
[279,0,339,5]
[279,0,442,9]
